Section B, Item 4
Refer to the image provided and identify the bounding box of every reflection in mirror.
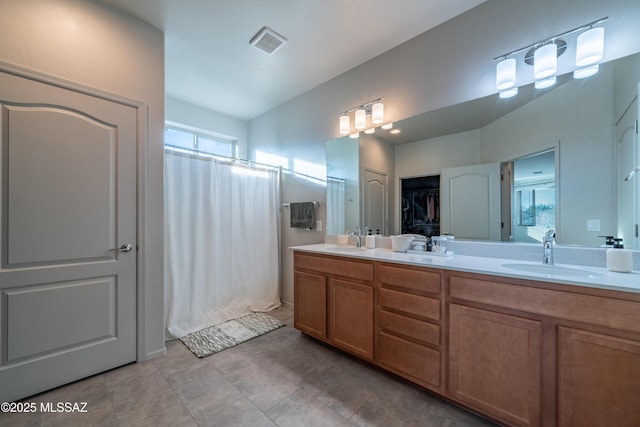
[326,137,358,235]
[326,53,640,247]
[401,175,440,236]
[503,149,556,243]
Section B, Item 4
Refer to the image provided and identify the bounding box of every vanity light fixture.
[337,97,385,136]
[494,17,607,98]
[339,115,350,135]
[349,132,359,139]
[576,27,605,67]
[364,128,375,134]
[496,57,516,91]
[354,108,366,130]
[533,43,557,80]
[371,102,384,124]
[381,122,393,130]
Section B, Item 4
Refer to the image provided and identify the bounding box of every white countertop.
[291,243,640,294]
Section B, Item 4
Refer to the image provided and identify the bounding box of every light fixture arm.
[493,16,608,61]
[339,97,385,116]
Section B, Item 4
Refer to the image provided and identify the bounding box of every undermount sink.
[502,263,601,278]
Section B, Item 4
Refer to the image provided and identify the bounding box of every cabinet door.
[449,304,542,427]
[329,278,374,360]
[294,271,327,340]
[558,327,640,427]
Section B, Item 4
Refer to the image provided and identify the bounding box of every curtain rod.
[165,145,327,184]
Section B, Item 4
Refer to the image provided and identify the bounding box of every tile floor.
[2,306,496,427]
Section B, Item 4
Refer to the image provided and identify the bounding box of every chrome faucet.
[352,226,362,248]
[543,229,555,265]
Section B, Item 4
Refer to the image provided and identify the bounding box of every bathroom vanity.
[292,245,640,427]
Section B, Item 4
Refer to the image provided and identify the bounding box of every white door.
[440,163,501,240]
[363,169,387,235]
[616,89,639,249]
[0,70,137,402]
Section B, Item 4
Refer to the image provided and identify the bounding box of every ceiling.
[98,0,484,120]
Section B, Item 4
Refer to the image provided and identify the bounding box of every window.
[164,124,236,158]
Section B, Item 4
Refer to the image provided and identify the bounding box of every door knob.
[110,244,133,253]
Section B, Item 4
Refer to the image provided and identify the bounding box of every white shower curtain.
[326,176,346,235]
[164,151,281,338]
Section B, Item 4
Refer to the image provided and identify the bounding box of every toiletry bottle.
[606,237,633,273]
[365,229,375,249]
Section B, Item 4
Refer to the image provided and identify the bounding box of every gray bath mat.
[180,312,285,358]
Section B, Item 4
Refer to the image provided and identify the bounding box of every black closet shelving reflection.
[401,175,440,237]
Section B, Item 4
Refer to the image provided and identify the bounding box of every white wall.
[0,0,165,360]
[166,96,249,159]
[280,173,326,306]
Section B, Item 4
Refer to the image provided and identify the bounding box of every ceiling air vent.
[250,26,287,55]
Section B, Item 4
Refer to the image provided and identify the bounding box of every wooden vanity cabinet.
[293,251,375,361]
[295,251,640,427]
[376,263,444,392]
[448,272,640,427]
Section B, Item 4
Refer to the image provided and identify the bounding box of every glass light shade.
[381,122,393,130]
[576,27,604,67]
[535,76,556,89]
[573,64,599,79]
[371,102,384,124]
[499,87,518,98]
[349,132,359,139]
[339,115,350,135]
[534,43,557,79]
[364,128,375,134]
[354,109,366,129]
[390,129,401,134]
[496,58,516,90]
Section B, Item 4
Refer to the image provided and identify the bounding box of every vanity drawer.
[378,309,440,347]
[449,275,640,334]
[378,264,441,295]
[379,288,440,321]
[377,331,441,389]
[294,252,374,282]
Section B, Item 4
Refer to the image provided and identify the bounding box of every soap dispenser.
[605,237,633,273]
[365,229,376,249]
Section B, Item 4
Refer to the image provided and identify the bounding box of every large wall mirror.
[327,51,640,248]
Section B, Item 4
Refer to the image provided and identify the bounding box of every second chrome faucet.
[543,229,555,265]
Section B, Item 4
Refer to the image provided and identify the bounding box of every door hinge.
[635,224,638,238]
[635,119,638,134]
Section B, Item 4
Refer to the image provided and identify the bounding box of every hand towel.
[290,202,315,229]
